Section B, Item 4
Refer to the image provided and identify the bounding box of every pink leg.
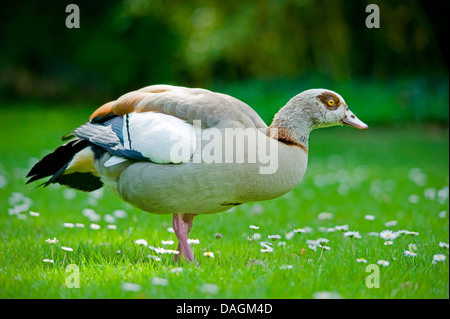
[172,213,195,262]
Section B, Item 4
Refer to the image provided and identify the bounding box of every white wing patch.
[122,112,197,164]
[104,156,128,167]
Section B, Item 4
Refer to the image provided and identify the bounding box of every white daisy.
[61,246,73,252]
[170,267,183,273]
[379,230,398,240]
[335,225,349,232]
[152,277,169,286]
[280,265,294,269]
[148,255,161,261]
[318,212,334,220]
[344,231,361,239]
[439,242,449,249]
[404,250,417,257]
[107,224,117,230]
[384,241,394,246]
[364,215,376,221]
[122,282,141,291]
[43,259,54,263]
[294,228,306,233]
[63,223,75,228]
[385,220,398,227]
[268,235,281,241]
[187,239,200,245]
[316,238,329,244]
[45,237,58,245]
[75,223,85,228]
[408,243,417,250]
[203,251,215,258]
[112,209,127,219]
[377,260,390,267]
[134,239,148,246]
[356,258,368,263]
[29,211,40,217]
[161,240,175,246]
[200,283,219,294]
[285,231,295,240]
[166,227,175,233]
[90,223,101,230]
[433,254,446,262]
[249,225,259,230]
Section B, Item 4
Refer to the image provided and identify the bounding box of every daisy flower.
[280,265,294,269]
[107,224,117,230]
[433,254,446,262]
[384,241,394,246]
[364,215,376,221]
[260,242,274,253]
[152,277,169,286]
[294,228,306,233]
[408,231,419,236]
[203,251,215,258]
[187,239,200,245]
[377,260,390,267]
[379,230,398,240]
[43,259,54,263]
[344,231,361,239]
[249,233,261,241]
[112,209,127,219]
[408,243,417,250]
[75,223,85,228]
[439,242,449,249]
[134,239,148,247]
[249,225,259,230]
[404,250,417,257]
[61,246,73,252]
[385,220,398,227]
[122,282,142,292]
[90,223,101,230]
[335,225,349,232]
[147,255,161,261]
[161,240,175,246]
[316,238,329,244]
[170,267,183,273]
[200,283,219,294]
[45,237,58,245]
[268,235,281,241]
[356,258,368,263]
[213,233,223,239]
[285,231,295,240]
[29,211,40,217]
[63,223,75,228]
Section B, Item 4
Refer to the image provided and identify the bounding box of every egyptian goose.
[26,84,368,262]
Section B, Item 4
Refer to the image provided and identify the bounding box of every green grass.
[0,104,448,299]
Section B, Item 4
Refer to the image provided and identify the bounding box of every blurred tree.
[0,0,447,108]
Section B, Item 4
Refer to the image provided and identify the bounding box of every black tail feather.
[26,139,103,192]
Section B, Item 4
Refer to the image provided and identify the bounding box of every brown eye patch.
[317,92,341,110]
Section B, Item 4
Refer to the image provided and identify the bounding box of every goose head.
[270,89,368,149]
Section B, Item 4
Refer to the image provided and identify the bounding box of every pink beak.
[342,108,368,130]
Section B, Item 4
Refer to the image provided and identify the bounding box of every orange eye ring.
[328,100,335,106]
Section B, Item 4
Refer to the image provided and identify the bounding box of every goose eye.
[327,100,335,107]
